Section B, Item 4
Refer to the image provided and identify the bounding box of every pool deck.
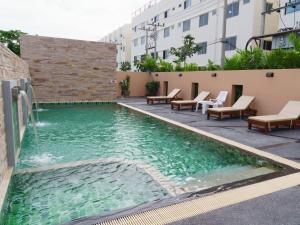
[117,97,300,225]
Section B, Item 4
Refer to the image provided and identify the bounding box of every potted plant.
[119,76,130,97]
[145,81,160,96]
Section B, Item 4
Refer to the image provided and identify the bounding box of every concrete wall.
[20,35,117,103]
[117,69,300,115]
[0,43,29,194]
[116,72,151,97]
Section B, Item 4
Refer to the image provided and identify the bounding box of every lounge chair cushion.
[194,91,210,102]
[148,89,181,100]
[167,89,181,98]
[209,96,255,112]
[232,96,255,110]
[171,100,196,104]
[249,114,297,122]
[279,101,300,118]
[249,101,300,122]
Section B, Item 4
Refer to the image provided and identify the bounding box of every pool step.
[181,166,275,193]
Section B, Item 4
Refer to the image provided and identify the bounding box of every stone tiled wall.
[0,43,29,187]
[20,35,117,102]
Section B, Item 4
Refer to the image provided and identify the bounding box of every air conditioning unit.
[272,32,300,49]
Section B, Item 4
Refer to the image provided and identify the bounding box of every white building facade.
[279,0,300,29]
[131,0,279,67]
[100,24,132,71]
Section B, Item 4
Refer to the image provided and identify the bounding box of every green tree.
[0,30,26,56]
[170,35,200,65]
[120,61,131,71]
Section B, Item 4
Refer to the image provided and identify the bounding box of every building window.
[199,13,209,27]
[164,10,169,18]
[184,0,192,9]
[285,0,300,14]
[225,36,237,51]
[141,36,145,45]
[182,19,191,32]
[134,56,138,63]
[133,26,137,32]
[154,15,159,22]
[263,40,272,50]
[243,0,250,4]
[133,39,138,47]
[163,50,170,59]
[227,1,239,18]
[197,42,207,54]
[164,27,170,38]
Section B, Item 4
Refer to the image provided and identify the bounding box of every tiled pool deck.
[117,97,300,225]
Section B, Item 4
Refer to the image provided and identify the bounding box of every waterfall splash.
[29,84,40,123]
[20,90,39,145]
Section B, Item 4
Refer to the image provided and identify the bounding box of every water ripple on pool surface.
[3,104,277,224]
[18,104,271,182]
[1,162,169,225]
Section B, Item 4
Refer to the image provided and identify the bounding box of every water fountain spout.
[28,84,40,123]
[19,90,39,145]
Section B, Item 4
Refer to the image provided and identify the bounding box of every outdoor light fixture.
[266,72,274,78]
[178,73,183,77]
[211,73,217,77]
[155,73,159,77]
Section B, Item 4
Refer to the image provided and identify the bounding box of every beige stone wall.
[117,70,300,115]
[20,35,117,102]
[0,43,29,188]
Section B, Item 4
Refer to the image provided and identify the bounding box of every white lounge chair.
[198,91,229,114]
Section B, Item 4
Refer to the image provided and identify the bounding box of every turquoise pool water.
[1,104,278,225]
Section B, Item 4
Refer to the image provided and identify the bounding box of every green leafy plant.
[157,59,174,72]
[120,61,131,71]
[0,30,26,56]
[145,81,160,96]
[119,76,130,97]
[206,59,221,71]
[183,63,199,71]
[224,55,241,70]
[135,55,158,72]
[224,48,265,70]
[265,49,287,69]
[174,63,184,72]
[170,35,200,65]
[288,33,300,52]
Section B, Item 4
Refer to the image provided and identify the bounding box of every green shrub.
[224,55,241,70]
[119,76,130,97]
[120,61,131,71]
[238,48,266,70]
[224,48,265,70]
[283,50,300,68]
[146,81,160,96]
[157,60,174,72]
[265,49,287,69]
[207,59,221,71]
[183,63,199,71]
[135,56,158,72]
[174,63,184,72]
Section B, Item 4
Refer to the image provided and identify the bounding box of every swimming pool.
[1,103,280,225]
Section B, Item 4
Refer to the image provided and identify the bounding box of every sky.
[0,0,149,41]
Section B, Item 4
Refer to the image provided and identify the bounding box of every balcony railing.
[132,0,160,18]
